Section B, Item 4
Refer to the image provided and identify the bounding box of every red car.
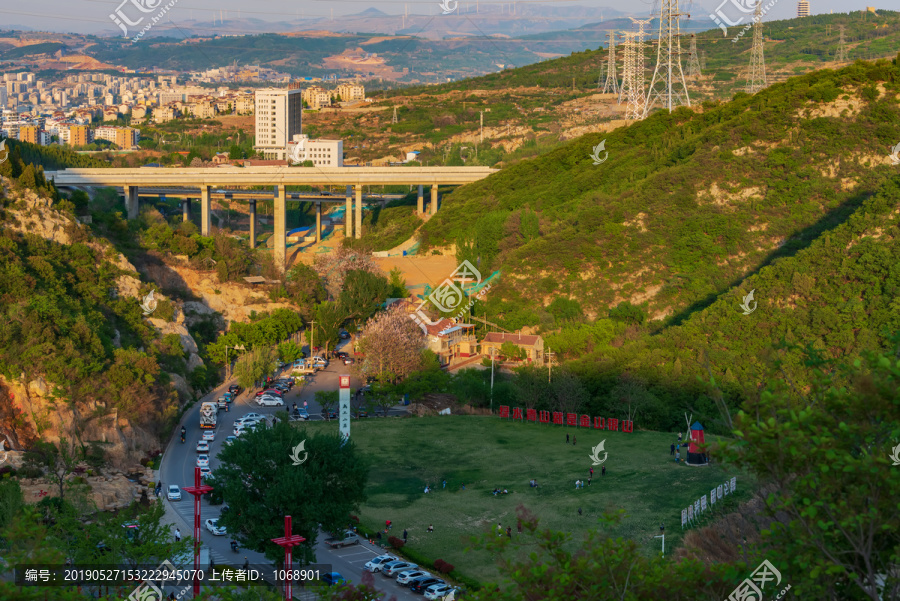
[256,388,283,397]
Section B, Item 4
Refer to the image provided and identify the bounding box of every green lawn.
[298,415,754,587]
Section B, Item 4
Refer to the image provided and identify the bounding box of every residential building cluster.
[301,83,366,109]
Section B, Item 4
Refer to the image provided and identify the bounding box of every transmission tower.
[392,106,398,123]
[623,19,650,121]
[836,25,848,62]
[687,34,702,78]
[746,1,767,94]
[618,32,632,105]
[644,0,690,118]
[601,31,620,95]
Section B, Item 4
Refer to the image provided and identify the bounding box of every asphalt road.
[158,355,424,600]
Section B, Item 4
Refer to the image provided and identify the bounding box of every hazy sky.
[0,0,895,36]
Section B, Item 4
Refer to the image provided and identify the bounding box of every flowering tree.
[357,306,425,384]
[313,247,382,300]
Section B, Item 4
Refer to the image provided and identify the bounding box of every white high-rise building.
[253,88,303,160]
[286,134,343,167]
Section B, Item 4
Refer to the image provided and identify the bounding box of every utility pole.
[309,321,316,356]
[547,347,552,383]
[837,25,848,62]
[687,34,702,78]
[601,32,620,95]
[746,0,767,94]
[644,0,690,118]
[479,110,483,143]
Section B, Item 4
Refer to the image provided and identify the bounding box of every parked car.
[239,413,265,422]
[424,584,454,600]
[202,430,215,442]
[311,357,328,366]
[167,485,182,501]
[364,555,398,573]
[258,396,284,407]
[382,562,418,577]
[335,351,349,359]
[324,531,360,548]
[224,436,237,446]
[397,570,430,586]
[196,454,209,468]
[205,518,226,536]
[196,441,210,453]
[339,330,350,339]
[290,408,309,422]
[256,388,283,397]
[410,577,445,594]
[343,357,355,365]
[326,411,338,420]
[355,410,368,418]
[322,572,346,586]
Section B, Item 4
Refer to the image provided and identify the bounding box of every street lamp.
[225,344,246,379]
[655,524,665,557]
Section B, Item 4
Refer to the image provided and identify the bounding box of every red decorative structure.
[607,418,619,431]
[579,415,590,428]
[566,413,577,426]
[512,407,523,420]
[499,406,510,418]
[271,515,306,601]
[526,409,537,422]
[687,421,708,465]
[594,417,605,429]
[539,410,551,423]
[552,412,563,425]
[623,420,634,433]
[183,466,213,597]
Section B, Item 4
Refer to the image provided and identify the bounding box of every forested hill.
[415,56,900,430]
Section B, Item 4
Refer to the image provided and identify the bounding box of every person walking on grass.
[403,529,408,542]
[506,526,512,538]
[573,436,577,446]
[590,467,593,478]
[602,465,606,476]
[497,522,503,536]
[671,443,676,456]
[566,433,570,444]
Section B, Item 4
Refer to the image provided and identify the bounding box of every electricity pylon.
[623,19,650,121]
[836,25,848,62]
[618,32,632,105]
[601,31,619,95]
[644,0,690,118]
[746,0,767,94]
[687,34,702,78]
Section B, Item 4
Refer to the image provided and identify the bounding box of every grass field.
[297,415,755,587]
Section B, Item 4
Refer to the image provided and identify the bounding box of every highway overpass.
[47,166,497,271]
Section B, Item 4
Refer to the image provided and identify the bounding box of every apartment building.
[301,86,331,109]
[254,88,302,160]
[61,125,93,147]
[286,134,343,167]
[152,106,178,123]
[235,96,254,114]
[94,126,140,149]
[335,83,365,102]
[187,100,217,119]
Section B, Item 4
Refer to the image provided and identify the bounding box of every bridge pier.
[431,184,438,216]
[355,185,363,239]
[124,185,139,220]
[315,201,322,244]
[200,185,211,235]
[345,186,352,238]
[182,198,191,223]
[275,185,287,273]
[417,184,424,214]
[249,200,257,248]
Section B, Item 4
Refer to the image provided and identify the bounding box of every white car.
[200,466,212,479]
[196,441,209,453]
[167,485,182,501]
[202,430,215,442]
[396,570,430,585]
[364,555,398,573]
[236,413,264,425]
[424,584,454,600]
[196,454,209,468]
[205,518,226,536]
[225,436,237,446]
[257,396,284,407]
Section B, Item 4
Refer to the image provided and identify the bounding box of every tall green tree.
[213,421,368,565]
[339,269,391,329]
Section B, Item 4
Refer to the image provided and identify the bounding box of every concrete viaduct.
[47,166,497,271]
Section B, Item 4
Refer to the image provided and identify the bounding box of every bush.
[434,559,454,574]
[18,466,43,479]
[388,535,405,549]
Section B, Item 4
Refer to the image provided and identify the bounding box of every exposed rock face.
[17,472,152,512]
[148,318,199,355]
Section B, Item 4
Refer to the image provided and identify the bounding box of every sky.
[0,0,895,36]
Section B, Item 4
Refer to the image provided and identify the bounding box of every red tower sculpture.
[183,466,214,597]
[271,515,306,601]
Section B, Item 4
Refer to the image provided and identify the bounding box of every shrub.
[388,536,405,549]
[434,559,454,574]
